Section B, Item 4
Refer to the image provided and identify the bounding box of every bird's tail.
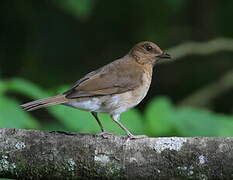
[20,95,68,111]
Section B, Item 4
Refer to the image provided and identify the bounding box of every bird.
[21,41,171,139]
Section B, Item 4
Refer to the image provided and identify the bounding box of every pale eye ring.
[145,45,153,51]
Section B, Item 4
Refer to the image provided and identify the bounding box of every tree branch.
[0,128,233,179]
[160,37,233,64]
[158,37,233,107]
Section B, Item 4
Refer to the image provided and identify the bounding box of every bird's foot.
[94,132,115,139]
[127,134,148,140]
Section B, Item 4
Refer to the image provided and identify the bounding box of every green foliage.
[49,106,96,132]
[0,96,39,129]
[53,0,94,19]
[0,78,233,137]
[2,78,50,98]
[0,79,40,129]
[171,108,233,136]
[145,97,233,137]
[145,97,174,136]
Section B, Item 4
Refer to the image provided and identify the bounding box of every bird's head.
[130,41,171,65]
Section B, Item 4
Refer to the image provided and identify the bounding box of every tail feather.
[21,95,67,111]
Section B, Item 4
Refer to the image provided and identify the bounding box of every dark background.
[0,0,233,137]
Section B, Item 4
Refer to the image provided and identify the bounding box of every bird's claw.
[127,134,148,140]
[94,132,115,139]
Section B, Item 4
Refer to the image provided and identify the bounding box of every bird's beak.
[156,53,171,59]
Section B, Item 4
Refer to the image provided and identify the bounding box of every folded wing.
[64,60,144,99]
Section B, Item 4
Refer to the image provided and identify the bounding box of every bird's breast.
[128,71,152,105]
[109,71,152,114]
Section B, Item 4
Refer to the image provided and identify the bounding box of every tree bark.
[0,128,233,179]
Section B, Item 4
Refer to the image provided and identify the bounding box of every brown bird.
[21,41,171,139]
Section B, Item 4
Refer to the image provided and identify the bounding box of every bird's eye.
[145,45,153,51]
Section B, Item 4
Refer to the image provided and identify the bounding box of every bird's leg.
[111,114,147,140]
[111,114,133,136]
[91,112,104,132]
[91,112,114,137]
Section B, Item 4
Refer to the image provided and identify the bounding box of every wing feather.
[64,58,144,99]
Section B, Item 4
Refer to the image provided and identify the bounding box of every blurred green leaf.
[51,85,70,95]
[0,81,7,95]
[41,120,70,131]
[218,119,233,136]
[145,97,174,136]
[53,0,94,19]
[121,109,145,135]
[164,0,187,11]
[4,78,50,99]
[1,78,96,132]
[0,96,39,129]
[172,108,233,136]
[48,105,97,132]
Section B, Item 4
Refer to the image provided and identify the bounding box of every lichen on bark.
[0,128,233,179]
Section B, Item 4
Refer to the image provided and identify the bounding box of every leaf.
[172,108,233,136]
[41,120,70,131]
[49,105,99,132]
[1,78,97,132]
[0,80,7,95]
[164,0,187,11]
[218,118,233,136]
[0,96,40,129]
[53,0,94,19]
[145,97,174,136]
[121,109,144,135]
[6,78,50,99]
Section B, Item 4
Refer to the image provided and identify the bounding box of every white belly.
[65,98,102,112]
[64,95,126,114]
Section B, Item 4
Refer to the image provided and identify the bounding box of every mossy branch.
[0,128,233,179]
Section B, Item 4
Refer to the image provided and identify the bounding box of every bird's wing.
[64,60,144,99]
